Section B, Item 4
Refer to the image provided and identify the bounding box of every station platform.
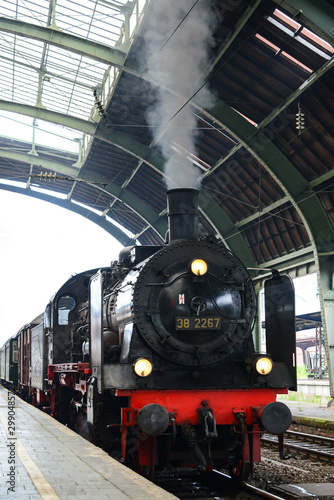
[280,398,334,431]
[0,386,177,500]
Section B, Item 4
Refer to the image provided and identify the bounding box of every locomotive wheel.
[229,460,251,483]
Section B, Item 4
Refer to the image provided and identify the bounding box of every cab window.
[57,295,76,325]
[44,303,51,328]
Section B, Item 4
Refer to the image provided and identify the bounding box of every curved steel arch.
[0,148,166,241]
[0,100,97,134]
[2,92,332,257]
[0,17,129,69]
[0,16,328,252]
[0,183,133,246]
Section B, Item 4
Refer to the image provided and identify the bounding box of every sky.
[294,273,320,316]
[0,190,122,346]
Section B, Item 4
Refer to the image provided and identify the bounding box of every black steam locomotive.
[0,188,296,481]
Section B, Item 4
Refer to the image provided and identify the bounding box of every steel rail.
[286,429,334,446]
[211,469,285,500]
[261,435,334,462]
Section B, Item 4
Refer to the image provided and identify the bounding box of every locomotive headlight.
[191,259,208,276]
[255,357,273,375]
[134,358,153,377]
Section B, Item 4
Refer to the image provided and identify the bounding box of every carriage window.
[58,295,76,325]
[12,341,18,363]
[44,303,51,328]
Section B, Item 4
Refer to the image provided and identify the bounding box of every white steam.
[143,0,217,189]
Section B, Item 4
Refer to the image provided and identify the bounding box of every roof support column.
[317,255,334,397]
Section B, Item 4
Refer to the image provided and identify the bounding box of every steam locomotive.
[0,188,296,481]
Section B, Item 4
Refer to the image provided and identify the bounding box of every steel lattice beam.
[0,183,133,246]
[0,148,166,240]
[0,17,128,67]
[272,0,334,44]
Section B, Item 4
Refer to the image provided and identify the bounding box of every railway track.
[154,468,286,499]
[287,429,334,446]
[261,429,334,463]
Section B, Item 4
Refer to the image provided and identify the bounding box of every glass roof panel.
[54,0,127,47]
[0,0,50,23]
[0,0,133,143]
[0,110,83,153]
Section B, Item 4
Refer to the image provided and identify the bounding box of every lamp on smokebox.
[296,101,305,136]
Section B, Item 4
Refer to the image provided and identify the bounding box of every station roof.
[0,0,333,276]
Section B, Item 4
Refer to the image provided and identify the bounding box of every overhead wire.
[222,183,334,243]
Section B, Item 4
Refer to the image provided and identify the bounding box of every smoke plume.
[143,0,217,189]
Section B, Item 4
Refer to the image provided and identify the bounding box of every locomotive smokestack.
[167,188,199,241]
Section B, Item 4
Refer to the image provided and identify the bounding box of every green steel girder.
[0,149,80,176]
[2,94,333,259]
[198,190,255,267]
[0,100,165,179]
[206,99,334,254]
[0,17,128,68]
[235,196,291,229]
[0,148,166,239]
[272,0,334,43]
[0,100,166,176]
[0,100,97,134]
[94,128,166,176]
[258,247,315,271]
[318,255,334,397]
[310,168,334,188]
[0,183,133,246]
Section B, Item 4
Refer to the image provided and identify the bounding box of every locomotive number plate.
[176,317,222,330]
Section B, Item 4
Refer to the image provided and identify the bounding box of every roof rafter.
[0,99,97,133]
[0,147,167,239]
[0,16,129,68]
[0,182,133,246]
[272,0,334,45]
